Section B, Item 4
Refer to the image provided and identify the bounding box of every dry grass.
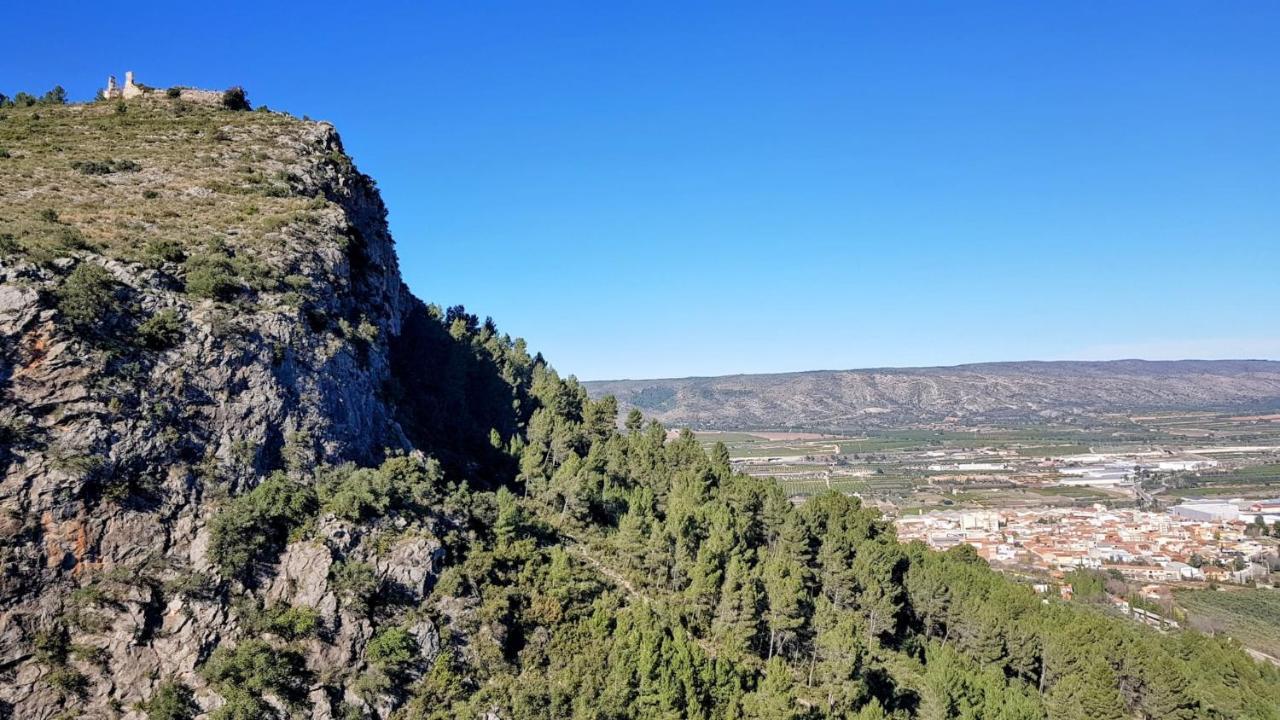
[0,95,343,278]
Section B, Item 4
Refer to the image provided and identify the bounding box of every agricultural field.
[1161,463,1280,500]
[1175,588,1280,660]
[1134,411,1280,443]
[697,411,1280,511]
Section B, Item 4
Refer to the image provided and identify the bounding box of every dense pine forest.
[340,308,1280,719]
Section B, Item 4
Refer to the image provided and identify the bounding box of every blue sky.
[5,2,1278,380]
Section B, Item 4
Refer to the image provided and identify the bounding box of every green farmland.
[1175,588,1280,659]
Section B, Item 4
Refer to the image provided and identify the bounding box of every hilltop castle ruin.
[101,72,223,104]
[103,71,143,100]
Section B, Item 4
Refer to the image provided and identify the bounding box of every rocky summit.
[0,91,530,718]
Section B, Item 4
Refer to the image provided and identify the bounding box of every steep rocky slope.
[0,92,523,718]
[585,360,1280,430]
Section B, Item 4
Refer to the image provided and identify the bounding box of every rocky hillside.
[0,90,531,718]
[585,360,1280,430]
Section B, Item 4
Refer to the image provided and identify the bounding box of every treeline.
[0,86,67,108]
[424,362,1280,719]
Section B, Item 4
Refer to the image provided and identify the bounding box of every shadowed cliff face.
[388,299,528,488]
[585,360,1280,430]
[0,97,522,718]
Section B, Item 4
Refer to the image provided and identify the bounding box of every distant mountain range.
[584,359,1280,430]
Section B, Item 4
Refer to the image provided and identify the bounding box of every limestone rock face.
[0,102,446,718]
[267,541,337,618]
[377,536,444,601]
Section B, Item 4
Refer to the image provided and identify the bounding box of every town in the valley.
[697,409,1280,657]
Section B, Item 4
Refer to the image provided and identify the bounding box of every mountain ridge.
[592,358,1280,382]
[585,359,1280,429]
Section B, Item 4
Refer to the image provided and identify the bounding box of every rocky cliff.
[0,93,517,718]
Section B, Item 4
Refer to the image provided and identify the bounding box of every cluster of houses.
[896,501,1278,585]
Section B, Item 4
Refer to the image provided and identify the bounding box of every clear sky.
[5,2,1278,380]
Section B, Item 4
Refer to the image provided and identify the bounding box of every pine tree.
[710,441,732,477]
[711,555,763,659]
[741,657,800,720]
[851,541,906,642]
[1132,648,1198,720]
[1044,659,1125,720]
[762,554,809,661]
[810,599,869,714]
[494,486,523,546]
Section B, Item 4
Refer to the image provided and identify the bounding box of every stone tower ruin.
[103,71,144,100]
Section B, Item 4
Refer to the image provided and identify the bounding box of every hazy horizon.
[582,355,1280,384]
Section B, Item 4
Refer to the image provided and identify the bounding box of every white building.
[1172,503,1239,523]
[1156,459,1219,472]
[960,511,1000,532]
[1161,561,1203,581]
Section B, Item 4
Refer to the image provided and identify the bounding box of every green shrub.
[221,86,251,111]
[39,208,59,222]
[330,560,379,611]
[46,667,88,696]
[319,467,387,521]
[33,624,70,664]
[0,233,18,255]
[200,639,309,710]
[359,626,418,699]
[365,626,417,670]
[70,643,108,666]
[34,622,87,696]
[71,159,141,175]
[184,255,237,300]
[163,570,219,601]
[0,416,38,451]
[235,598,322,640]
[96,470,159,505]
[166,87,183,99]
[56,263,118,333]
[72,160,111,175]
[143,238,187,266]
[142,189,160,199]
[141,681,197,720]
[264,604,321,640]
[207,473,317,580]
[63,229,92,252]
[137,309,183,349]
[317,455,444,522]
